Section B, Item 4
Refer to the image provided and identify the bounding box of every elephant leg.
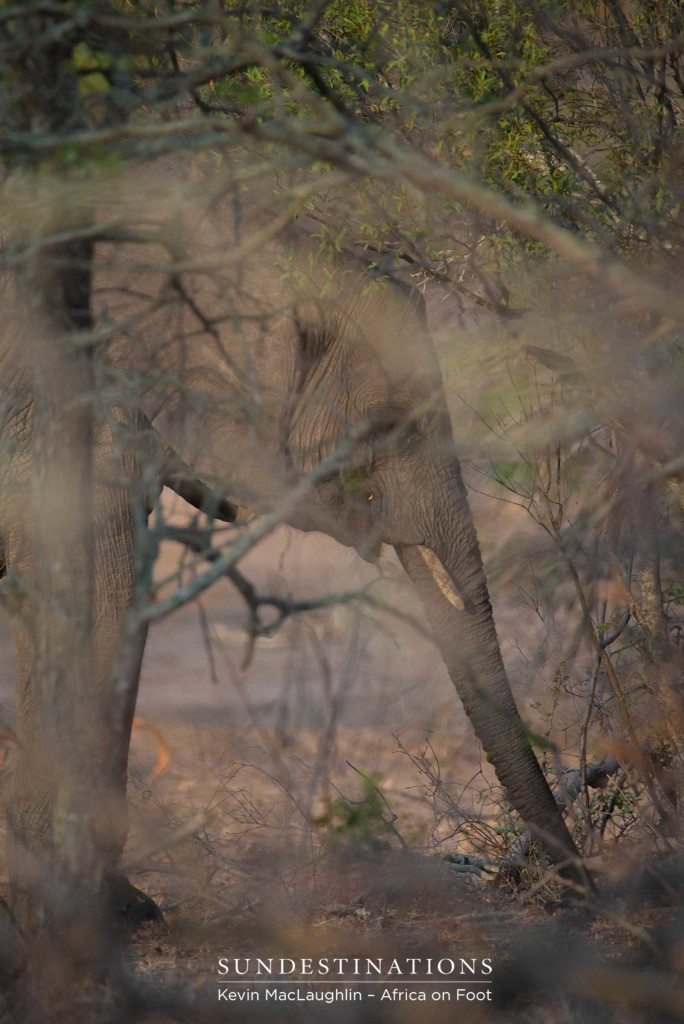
[104,620,162,928]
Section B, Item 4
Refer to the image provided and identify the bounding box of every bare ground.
[0,498,673,1022]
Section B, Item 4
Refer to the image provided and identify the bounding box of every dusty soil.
[0,498,670,1023]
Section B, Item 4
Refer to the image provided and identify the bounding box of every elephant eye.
[362,485,379,506]
[340,467,377,506]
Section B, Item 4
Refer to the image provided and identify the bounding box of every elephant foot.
[105,875,163,930]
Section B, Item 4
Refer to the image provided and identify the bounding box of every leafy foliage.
[317,771,396,851]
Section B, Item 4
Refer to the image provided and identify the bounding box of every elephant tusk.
[234,505,255,524]
[416,545,465,611]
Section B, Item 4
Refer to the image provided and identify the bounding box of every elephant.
[0,206,580,925]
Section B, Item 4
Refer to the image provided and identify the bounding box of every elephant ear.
[363,259,430,337]
[292,299,336,390]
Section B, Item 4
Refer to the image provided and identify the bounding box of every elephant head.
[275,262,580,870]
[114,230,579,873]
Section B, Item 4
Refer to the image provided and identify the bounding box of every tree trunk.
[8,220,120,1008]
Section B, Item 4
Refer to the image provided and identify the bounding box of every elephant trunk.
[395,485,580,872]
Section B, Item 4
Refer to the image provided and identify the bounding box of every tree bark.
[8,218,120,1011]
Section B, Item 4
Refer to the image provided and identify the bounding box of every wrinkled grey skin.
[0,225,579,918]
